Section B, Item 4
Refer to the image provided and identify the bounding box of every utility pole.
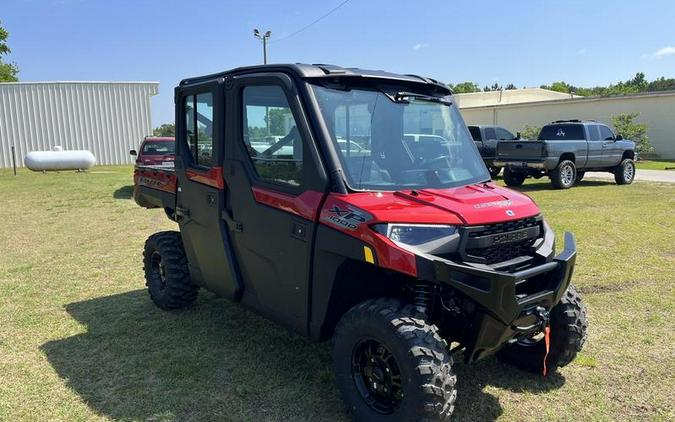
[253,29,272,64]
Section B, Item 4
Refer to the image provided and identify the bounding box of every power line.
[270,0,351,44]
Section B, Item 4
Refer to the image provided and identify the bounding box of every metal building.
[457,89,675,159]
[0,81,159,168]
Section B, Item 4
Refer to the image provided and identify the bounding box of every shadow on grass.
[42,290,565,421]
[113,185,134,199]
[511,179,615,192]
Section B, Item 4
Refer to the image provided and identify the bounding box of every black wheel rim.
[150,251,167,289]
[352,338,403,414]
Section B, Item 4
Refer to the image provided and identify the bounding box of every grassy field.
[636,159,675,170]
[0,166,673,421]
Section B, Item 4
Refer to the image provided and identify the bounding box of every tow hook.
[512,306,550,333]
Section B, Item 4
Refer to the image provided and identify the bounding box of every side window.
[588,125,601,141]
[242,85,304,187]
[468,126,482,141]
[495,127,514,140]
[484,127,497,140]
[599,125,615,141]
[183,93,214,167]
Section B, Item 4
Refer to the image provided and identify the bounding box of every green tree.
[519,125,541,140]
[266,107,292,135]
[0,21,19,82]
[153,123,175,137]
[611,113,652,154]
[448,81,480,94]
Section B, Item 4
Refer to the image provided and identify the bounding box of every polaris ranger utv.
[134,64,588,421]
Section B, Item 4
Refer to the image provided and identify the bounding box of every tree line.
[449,72,675,96]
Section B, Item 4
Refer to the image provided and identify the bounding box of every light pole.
[253,29,272,64]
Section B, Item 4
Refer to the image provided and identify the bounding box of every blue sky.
[3,0,675,126]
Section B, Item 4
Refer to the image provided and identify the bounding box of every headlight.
[372,224,460,255]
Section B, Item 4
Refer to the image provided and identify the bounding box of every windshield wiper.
[383,91,452,106]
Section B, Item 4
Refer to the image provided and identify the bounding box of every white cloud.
[412,43,429,50]
[654,46,675,57]
[578,48,587,55]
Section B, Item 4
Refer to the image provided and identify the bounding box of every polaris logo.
[491,230,529,245]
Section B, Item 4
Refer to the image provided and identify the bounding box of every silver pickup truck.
[495,120,636,189]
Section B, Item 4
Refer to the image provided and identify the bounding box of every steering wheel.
[421,155,452,169]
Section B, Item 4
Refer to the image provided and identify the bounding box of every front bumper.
[416,232,577,362]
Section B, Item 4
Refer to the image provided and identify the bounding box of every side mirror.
[129,149,137,156]
[516,132,521,140]
[615,134,623,141]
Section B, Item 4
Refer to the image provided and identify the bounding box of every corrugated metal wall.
[0,81,159,168]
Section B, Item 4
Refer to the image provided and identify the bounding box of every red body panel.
[186,166,225,189]
[134,167,177,194]
[251,187,325,221]
[317,183,541,277]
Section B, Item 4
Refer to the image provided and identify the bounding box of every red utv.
[133,64,588,421]
[130,136,175,168]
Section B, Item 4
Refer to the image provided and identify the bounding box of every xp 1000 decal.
[321,204,372,231]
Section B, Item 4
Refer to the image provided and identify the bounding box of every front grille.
[463,217,541,265]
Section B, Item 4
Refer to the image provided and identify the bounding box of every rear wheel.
[488,166,502,179]
[503,168,526,187]
[143,231,198,310]
[498,284,588,374]
[614,158,635,185]
[333,298,456,421]
[550,160,576,189]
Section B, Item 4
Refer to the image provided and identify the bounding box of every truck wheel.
[550,160,576,189]
[143,231,198,310]
[503,168,526,187]
[575,171,585,182]
[488,166,502,179]
[333,298,456,421]
[498,284,588,374]
[614,158,635,185]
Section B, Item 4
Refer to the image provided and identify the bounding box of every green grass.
[636,159,675,170]
[0,166,673,421]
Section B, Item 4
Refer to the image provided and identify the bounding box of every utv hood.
[340,183,540,226]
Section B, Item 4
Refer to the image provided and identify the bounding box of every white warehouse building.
[0,81,159,168]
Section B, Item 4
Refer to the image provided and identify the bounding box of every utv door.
[224,73,328,334]
[175,82,240,300]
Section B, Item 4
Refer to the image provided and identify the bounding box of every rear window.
[142,141,175,155]
[538,124,585,140]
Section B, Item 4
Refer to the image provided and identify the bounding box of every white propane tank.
[24,147,96,171]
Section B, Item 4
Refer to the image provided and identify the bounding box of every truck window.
[242,85,304,187]
[588,125,601,141]
[468,126,482,141]
[599,125,615,141]
[484,127,496,140]
[183,93,214,167]
[538,124,585,140]
[495,127,514,140]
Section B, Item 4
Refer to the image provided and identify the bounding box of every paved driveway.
[586,169,675,183]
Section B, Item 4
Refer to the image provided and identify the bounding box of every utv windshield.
[311,84,489,191]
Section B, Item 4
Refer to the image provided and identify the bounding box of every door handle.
[221,210,243,232]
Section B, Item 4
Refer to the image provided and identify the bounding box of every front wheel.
[503,168,526,187]
[498,284,588,374]
[333,298,457,421]
[614,158,635,185]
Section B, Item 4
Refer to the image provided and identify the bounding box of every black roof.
[179,63,451,95]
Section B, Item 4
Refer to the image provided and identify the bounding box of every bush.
[611,113,652,155]
[519,125,541,140]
